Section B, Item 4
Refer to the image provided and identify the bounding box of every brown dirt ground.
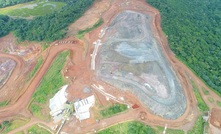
[0,37,85,121]
[0,33,43,104]
[1,0,221,133]
[0,53,25,102]
[210,108,221,130]
[67,0,111,36]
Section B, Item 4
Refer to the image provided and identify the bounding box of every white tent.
[49,85,68,117]
[74,95,95,121]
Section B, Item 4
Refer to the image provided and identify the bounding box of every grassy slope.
[27,124,50,134]
[0,1,65,17]
[98,121,156,134]
[76,18,104,39]
[0,119,29,134]
[154,127,184,134]
[187,116,204,134]
[0,101,8,108]
[30,51,69,120]
[191,81,209,112]
[28,56,43,80]
[100,104,128,118]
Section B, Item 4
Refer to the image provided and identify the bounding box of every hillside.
[0,0,94,41]
[147,0,221,94]
[0,0,32,8]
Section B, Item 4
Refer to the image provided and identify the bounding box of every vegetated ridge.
[0,1,66,18]
[0,0,94,41]
[146,0,221,94]
[0,0,32,8]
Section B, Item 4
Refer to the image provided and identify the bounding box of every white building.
[49,85,68,118]
[74,95,95,121]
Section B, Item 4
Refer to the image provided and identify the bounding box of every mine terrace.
[0,0,221,134]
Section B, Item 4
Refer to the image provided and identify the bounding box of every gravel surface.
[96,11,186,119]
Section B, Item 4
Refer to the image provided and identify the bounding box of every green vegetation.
[0,0,94,42]
[208,97,214,103]
[0,0,32,8]
[191,81,209,112]
[29,56,43,80]
[76,18,104,39]
[98,121,156,134]
[30,51,69,119]
[0,1,65,17]
[3,49,8,53]
[0,101,8,107]
[154,127,184,134]
[100,104,128,118]
[15,131,25,134]
[202,88,209,95]
[27,124,50,134]
[187,116,204,134]
[0,119,29,134]
[146,0,221,95]
[217,101,221,107]
[42,43,49,50]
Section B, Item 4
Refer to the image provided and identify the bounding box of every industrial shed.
[74,95,95,121]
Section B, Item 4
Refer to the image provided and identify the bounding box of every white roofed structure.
[74,95,95,121]
[49,85,68,118]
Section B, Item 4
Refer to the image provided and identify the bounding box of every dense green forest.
[0,15,11,36]
[146,0,221,94]
[0,0,94,41]
[0,0,32,8]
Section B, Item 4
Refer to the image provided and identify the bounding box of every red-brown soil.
[0,37,85,121]
[0,0,221,133]
[210,108,221,129]
[0,53,25,102]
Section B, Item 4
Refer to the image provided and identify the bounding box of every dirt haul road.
[86,0,197,125]
[0,0,220,133]
[0,0,197,129]
[0,53,25,102]
[0,38,85,122]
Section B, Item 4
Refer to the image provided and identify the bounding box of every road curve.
[0,40,84,121]
[0,53,25,88]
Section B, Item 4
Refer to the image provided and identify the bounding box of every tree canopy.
[0,0,33,8]
[146,0,221,94]
[0,0,94,41]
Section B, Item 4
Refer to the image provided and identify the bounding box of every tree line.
[0,0,94,41]
[0,0,32,8]
[146,0,221,94]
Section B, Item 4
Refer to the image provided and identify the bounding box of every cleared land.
[1,0,221,134]
[96,11,186,119]
[0,1,65,18]
[0,0,195,131]
[0,37,84,120]
[0,53,26,103]
[76,18,104,39]
[0,58,16,89]
[30,51,69,120]
[210,108,221,130]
